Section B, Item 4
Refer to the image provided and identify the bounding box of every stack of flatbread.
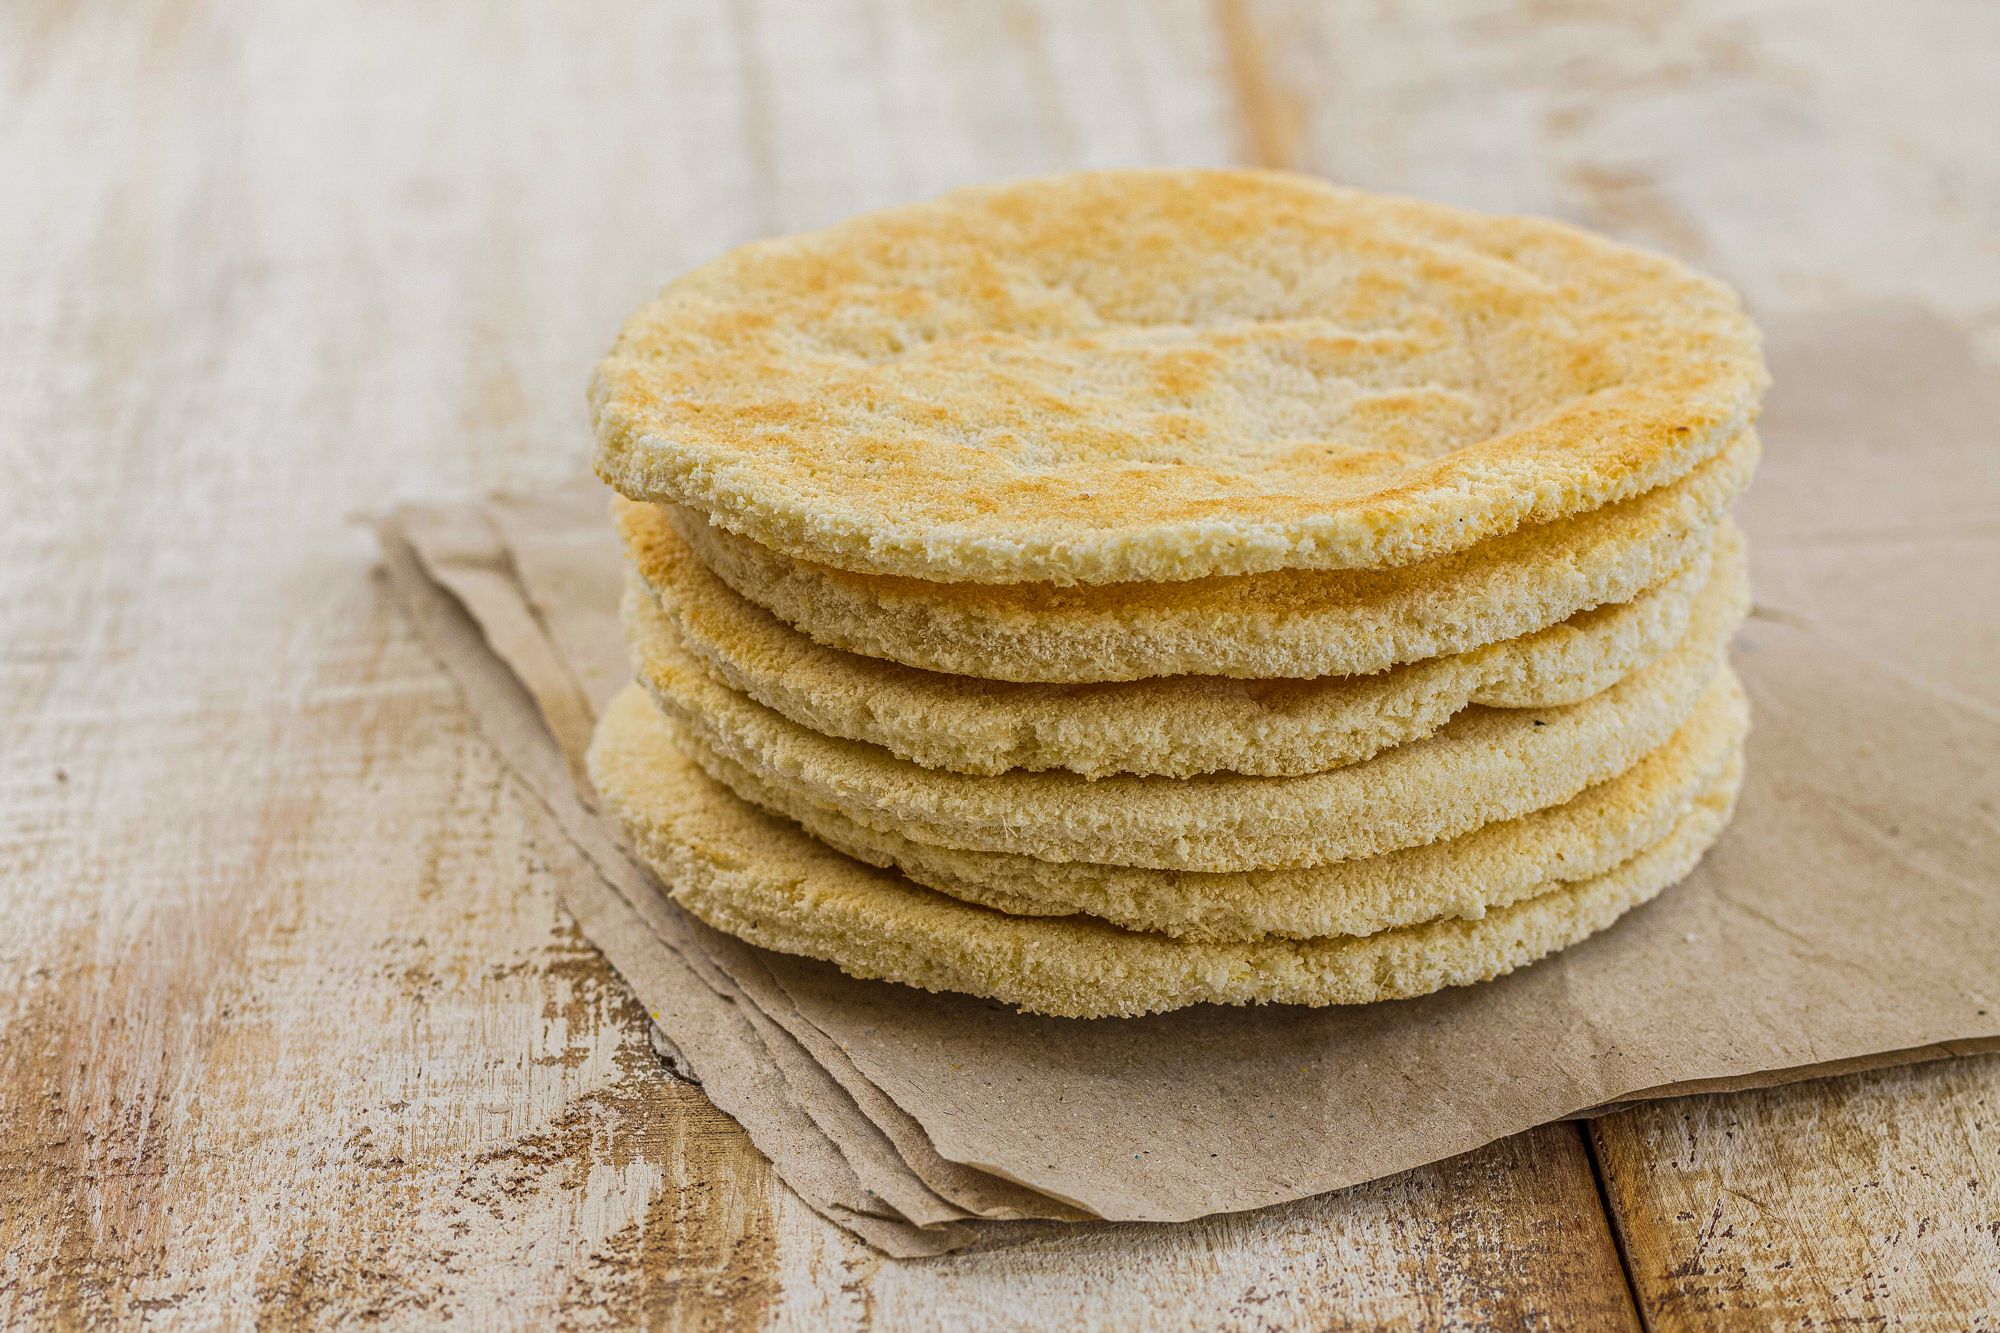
[586,169,1767,1019]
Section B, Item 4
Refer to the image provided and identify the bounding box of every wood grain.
[861,1125,1637,1332]
[1592,1056,2000,1330]
[2,0,1995,1326]
[1232,0,2000,357]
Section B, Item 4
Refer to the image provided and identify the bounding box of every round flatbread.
[664,672,1746,942]
[634,554,1746,872]
[593,168,1765,587]
[651,428,1755,682]
[589,684,1744,1017]
[626,506,1741,777]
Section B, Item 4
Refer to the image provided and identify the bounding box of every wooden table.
[6,3,1997,1326]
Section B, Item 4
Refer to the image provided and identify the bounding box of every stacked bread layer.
[585,170,1766,1017]
[592,459,1754,1017]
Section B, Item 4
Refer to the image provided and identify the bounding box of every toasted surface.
[590,684,1742,1018]
[593,169,1765,586]
[650,428,1756,682]
[627,508,1740,777]
[636,563,1746,871]
[667,680,1746,941]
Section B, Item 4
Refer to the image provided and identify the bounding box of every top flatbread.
[646,429,1754,683]
[593,168,1765,586]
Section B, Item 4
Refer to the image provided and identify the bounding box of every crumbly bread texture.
[652,428,1756,682]
[592,169,1766,587]
[635,561,1747,872]
[626,506,1740,778]
[589,684,1744,1017]
[662,674,1746,942]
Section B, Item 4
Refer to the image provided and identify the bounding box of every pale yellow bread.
[626,506,1739,777]
[652,428,1756,683]
[589,684,1744,1018]
[592,168,1765,587]
[661,673,1745,941]
[634,552,1746,872]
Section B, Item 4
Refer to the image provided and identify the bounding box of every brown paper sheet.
[749,618,1998,1220]
[380,520,973,1256]
[385,301,2000,1243]
[475,489,1088,1227]
[475,489,1090,1228]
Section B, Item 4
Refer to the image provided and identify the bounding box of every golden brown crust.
[593,169,1766,586]
[639,429,1756,683]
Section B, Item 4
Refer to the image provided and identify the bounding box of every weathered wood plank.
[0,2,797,1324]
[1590,1056,2000,1330]
[853,1124,1638,1331]
[1232,0,2000,357]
